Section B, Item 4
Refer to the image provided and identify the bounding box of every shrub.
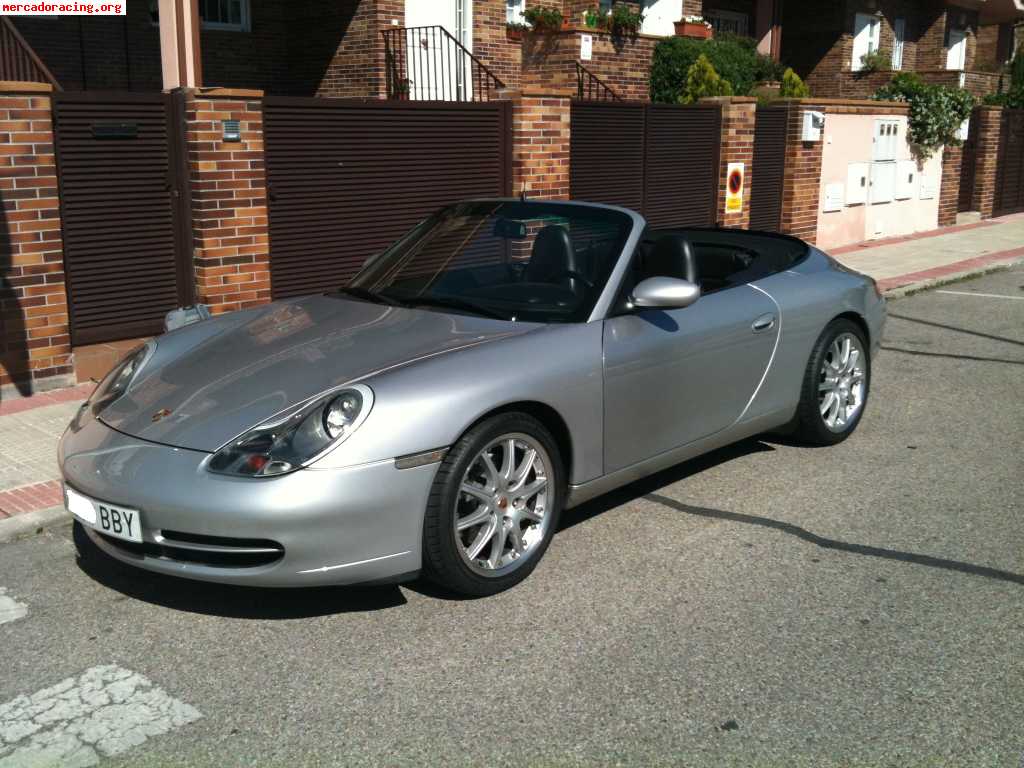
[874,71,928,101]
[873,73,974,159]
[680,54,733,103]
[650,35,785,102]
[858,49,891,73]
[987,43,1024,108]
[523,6,563,31]
[780,67,809,97]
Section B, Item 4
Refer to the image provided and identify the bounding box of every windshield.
[346,201,634,323]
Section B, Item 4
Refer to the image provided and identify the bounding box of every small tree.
[680,54,733,104]
[780,67,809,98]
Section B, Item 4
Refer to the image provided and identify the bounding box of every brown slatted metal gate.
[749,104,788,232]
[263,98,512,299]
[54,91,193,345]
[570,101,721,228]
[993,108,1024,217]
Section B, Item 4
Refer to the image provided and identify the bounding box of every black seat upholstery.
[644,235,697,283]
[526,225,577,285]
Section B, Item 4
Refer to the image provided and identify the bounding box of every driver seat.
[525,225,580,290]
[643,234,698,284]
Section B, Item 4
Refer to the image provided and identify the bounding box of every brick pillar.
[511,91,572,200]
[968,106,1003,219]
[0,82,72,397]
[184,88,271,315]
[778,101,824,244]
[704,96,756,229]
[937,144,963,227]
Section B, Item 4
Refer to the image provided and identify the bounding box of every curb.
[0,506,70,544]
[881,255,1024,299]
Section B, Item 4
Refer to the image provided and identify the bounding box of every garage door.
[53,91,194,345]
[263,98,511,299]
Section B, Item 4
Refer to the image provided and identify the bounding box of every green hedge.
[650,35,785,103]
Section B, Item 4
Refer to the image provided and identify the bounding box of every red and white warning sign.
[725,162,744,214]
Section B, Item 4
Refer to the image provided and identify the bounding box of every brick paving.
[0,480,63,519]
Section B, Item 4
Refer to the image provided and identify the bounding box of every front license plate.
[65,486,143,544]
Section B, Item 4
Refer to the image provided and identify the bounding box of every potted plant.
[607,4,644,37]
[675,15,713,39]
[523,6,565,33]
[506,21,529,42]
[582,7,607,30]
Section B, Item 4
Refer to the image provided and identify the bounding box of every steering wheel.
[547,270,595,290]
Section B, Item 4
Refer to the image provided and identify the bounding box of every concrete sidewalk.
[830,212,1024,295]
[1,213,1023,540]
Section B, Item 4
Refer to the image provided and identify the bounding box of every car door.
[602,284,779,473]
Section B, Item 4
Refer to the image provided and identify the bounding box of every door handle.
[751,314,776,332]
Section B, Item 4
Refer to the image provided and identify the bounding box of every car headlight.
[207,384,374,478]
[69,342,154,433]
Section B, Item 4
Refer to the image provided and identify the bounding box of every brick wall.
[938,144,962,227]
[778,100,824,243]
[0,82,72,396]
[781,0,991,99]
[474,0,525,89]
[966,105,1003,219]
[12,0,296,94]
[184,89,271,315]
[511,92,571,200]
[705,96,756,229]
[313,0,404,98]
[522,28,659,101]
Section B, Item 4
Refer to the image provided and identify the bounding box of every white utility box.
[846,162,869,205]
[802,110,824,142]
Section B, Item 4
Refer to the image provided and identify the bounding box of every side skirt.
[565,408,793,509]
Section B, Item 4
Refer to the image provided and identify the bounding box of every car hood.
[99,295,534,452]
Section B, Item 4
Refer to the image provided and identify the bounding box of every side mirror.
[631,277,701,310]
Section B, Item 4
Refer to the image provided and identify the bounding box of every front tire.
[792,319,871,446]
[422,412,564,597]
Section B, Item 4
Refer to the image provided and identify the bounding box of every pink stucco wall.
[816,113,942,251]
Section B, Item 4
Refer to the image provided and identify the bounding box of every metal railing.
[575,62,621,101]
[382,25,506,102]
[0,17,62,89]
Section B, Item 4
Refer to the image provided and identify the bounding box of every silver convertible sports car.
[60,200,885,596]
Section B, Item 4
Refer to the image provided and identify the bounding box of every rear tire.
[422,412,564,597]
[792,319,870,446]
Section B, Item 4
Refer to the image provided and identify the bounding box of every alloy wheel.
[454,433,552,576]
[818,332,867,432]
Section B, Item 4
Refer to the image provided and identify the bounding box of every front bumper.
[59,417,439,587]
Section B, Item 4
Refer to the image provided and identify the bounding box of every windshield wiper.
[333,286,404,307]
[400,295,513,321]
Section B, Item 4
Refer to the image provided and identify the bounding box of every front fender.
[311,322,605,485]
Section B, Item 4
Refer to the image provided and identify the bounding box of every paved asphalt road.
[1,269,1022,768]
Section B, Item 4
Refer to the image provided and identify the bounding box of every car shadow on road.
[560,437,1023,587]
[559,438,778,532]
[887,312,1024,347]
[881,345,1024,366]
[644,493,1024,586]
[73,524,409,618]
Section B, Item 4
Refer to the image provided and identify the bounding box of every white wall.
[816,113,942,251]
